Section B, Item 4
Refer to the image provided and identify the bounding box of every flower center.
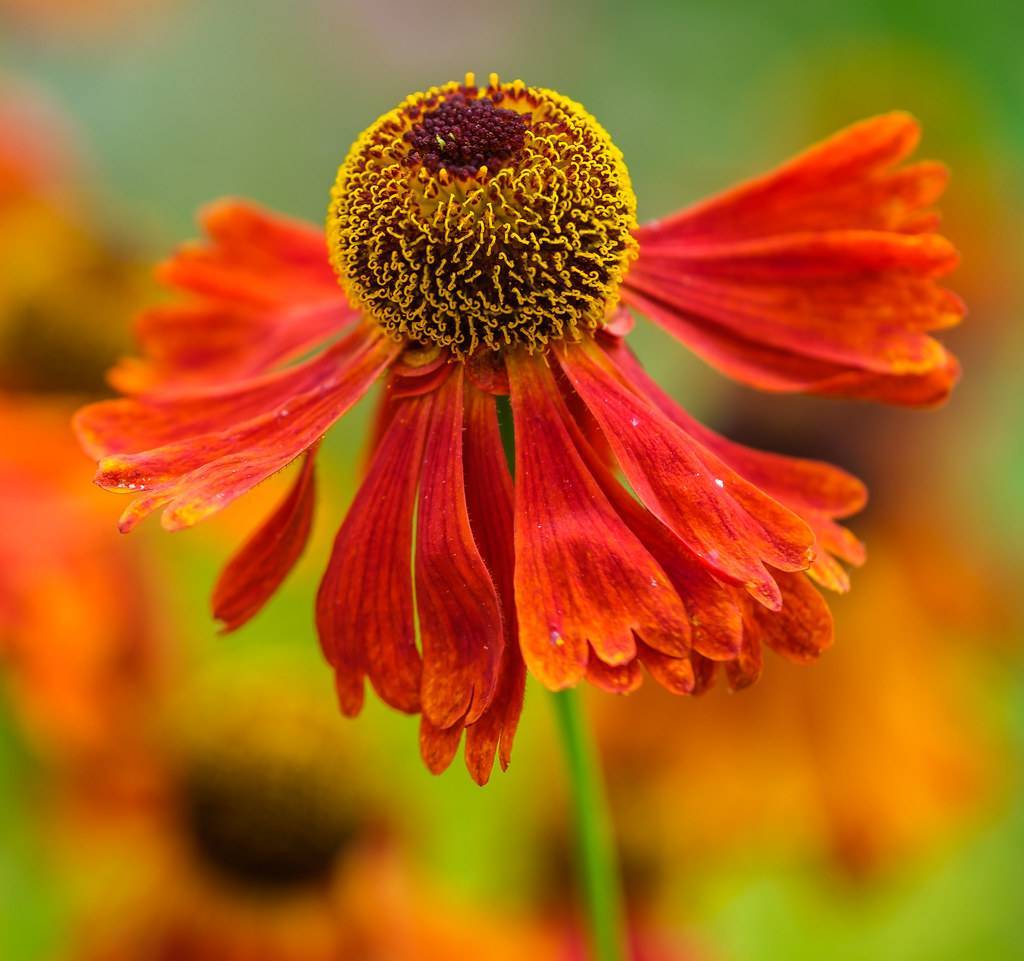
[328,73,638,357]
[182,760,355,890]
[403,92,528,178]
[176,693,362,892]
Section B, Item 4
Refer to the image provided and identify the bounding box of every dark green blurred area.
[1,1,1021,959]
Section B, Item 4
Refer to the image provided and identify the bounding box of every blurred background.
[0,1,1021,959]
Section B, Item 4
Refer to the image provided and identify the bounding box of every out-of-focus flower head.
[53,666,560,961]
[0,76,151,395]
[75,72,962,782]
[0,398,164,762]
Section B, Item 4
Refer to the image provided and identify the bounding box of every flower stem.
[551,687,627,961]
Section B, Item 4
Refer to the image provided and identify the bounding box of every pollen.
[327,72,638,357]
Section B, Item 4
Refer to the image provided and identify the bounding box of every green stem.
[551,687,627,961]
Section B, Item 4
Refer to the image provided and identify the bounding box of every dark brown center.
[182,763,356,891]
[403,93,528,178]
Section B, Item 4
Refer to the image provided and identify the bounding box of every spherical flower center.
[328,73,638,357]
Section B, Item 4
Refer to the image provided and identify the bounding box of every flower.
[0,397,164,761]
[0,79,150,394]
[75,73,961,784]
[49,668,561,961]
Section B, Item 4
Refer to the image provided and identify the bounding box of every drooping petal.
[211,448,317,633]
[558,389,738,661]
[554,340,815,609]
[88,329,398,531]
[627,237,958,373]
[629,113,962,405]
[461,382,526,785]
[749,570,834,664]
[416,367,503,729]
[636,642,697,695]
[604,338,867,592]
[316,388,435,716]
[621,286,961,405]
[110,299,352,396]
[507,351,690,689]
[419,716,464,776]
[586,653,644,694]
[75,324,376,460]
[724,627,763,691]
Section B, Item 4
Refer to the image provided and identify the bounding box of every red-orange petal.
[110,299,353,396]
[212,448,317,633]
[416,367,504,729]
[160,199,339,307]
[316,391,435,716]
[637,642,697,695]
[77,324,376,460]
[559,397,738,661]
[749,570,834,664]
[638,113,930,240]
[507,351,690,689]
[630,112,962,406]
[604,338,867,592]
[88,330,398,531]
[419,716,463,776]
[555,340,815,608]
[461,382,526,785]
[586,652,644,695]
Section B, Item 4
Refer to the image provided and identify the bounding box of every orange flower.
[0,398,164,760]
[53,671,559,961]
[0,79,149,394]
[75,73,961,782]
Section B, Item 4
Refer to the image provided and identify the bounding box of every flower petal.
[558,394,739,660]
[419,716,463,776]
[113,200,353,395]
[749,570,834,664]
[627,235,958,374]
[507,351,690,689]
[636,643,697,695]
[316,392,434,716]
[416,367,503,729]
[91,330,398,531]
[76,323,377,460]
[461,382,526,785]
[211,448,317,633]
[110,299,353,396]
[586,653,644,694]
[554,340,815,608]
[621,286,960,405]
[604,338,867,591]
[630,112,962,405]
[161,199,339,307]
[638,113,935,240]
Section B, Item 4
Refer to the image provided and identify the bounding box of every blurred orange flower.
[51,671,560,961]
[0,78,150,395]
[0,398,164,761]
